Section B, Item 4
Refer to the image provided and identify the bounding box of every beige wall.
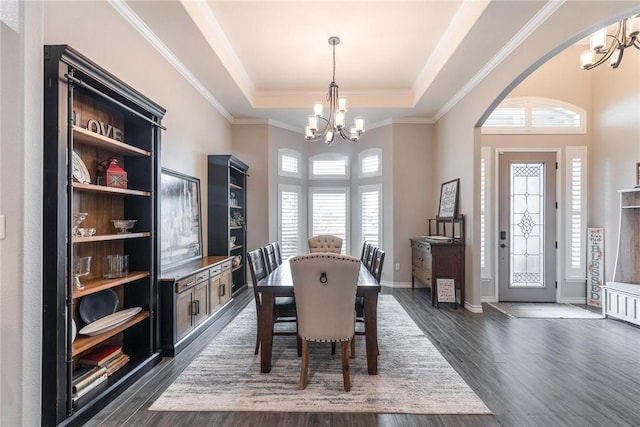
[591,52,640,281]
[1,1,43,425]
[231,124,269,256]
[391,123,435,285]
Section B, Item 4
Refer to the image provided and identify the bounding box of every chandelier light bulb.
[580,50,594,69]
[354,116,365,133]
[325,130,334,144]
[609,48,622,67]
[305,126,314,139]
[590,29,607,51]
[627,15,640,37]
[308,115,318,132]
[335,111,345,128]
[338,98,347,112]
[313,103,324,117]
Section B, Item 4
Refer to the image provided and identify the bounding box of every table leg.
[260,293,275,373]
[363,292,379,375]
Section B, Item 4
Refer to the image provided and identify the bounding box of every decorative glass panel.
[510,162,545,288]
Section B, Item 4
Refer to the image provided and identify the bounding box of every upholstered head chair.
[290,253,360,391]
[308,235,343,254]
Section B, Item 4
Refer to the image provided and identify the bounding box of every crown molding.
[108,0,234,122]
[433,0,565,122]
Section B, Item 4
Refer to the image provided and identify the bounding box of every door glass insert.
[510,163,545,288]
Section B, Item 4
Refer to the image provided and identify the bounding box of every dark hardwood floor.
[85,288,640,427]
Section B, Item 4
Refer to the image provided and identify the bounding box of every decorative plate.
[79,289,119,324]
[71,318,77,342]
[78,307,142,337]
[72,151,91,184]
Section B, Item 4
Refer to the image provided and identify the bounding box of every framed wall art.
[437,178,460,219]
[160,168,203,271]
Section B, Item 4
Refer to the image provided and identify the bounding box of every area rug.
[149,295,491,414]
[487,302,604,319]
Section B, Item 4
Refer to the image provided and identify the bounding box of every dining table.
[256,259,382,374]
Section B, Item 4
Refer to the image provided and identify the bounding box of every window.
[278,184,302,258]
[565,147,587,280]
[359,148,382,178]
[480,147,491,279]
[360,184,382,248]
[278,148,301,178]
[309,153,349,179]
[309,187,349,254]
[482,97,586,134]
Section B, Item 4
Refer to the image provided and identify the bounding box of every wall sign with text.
[587,227,604,307]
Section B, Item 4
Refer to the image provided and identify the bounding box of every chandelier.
[305,36,365,144]
[580,14,640,70]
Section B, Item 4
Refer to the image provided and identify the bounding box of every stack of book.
[72,344,130,407]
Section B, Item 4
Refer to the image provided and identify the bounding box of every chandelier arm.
[338,127,358,143]
[587,41,622,69]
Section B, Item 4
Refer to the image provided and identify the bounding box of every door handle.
[500,243,509,248]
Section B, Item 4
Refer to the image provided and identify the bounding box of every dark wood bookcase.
[207,155,249,295]
[42,45,165,426]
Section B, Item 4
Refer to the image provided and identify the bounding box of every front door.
[498,152,557,302]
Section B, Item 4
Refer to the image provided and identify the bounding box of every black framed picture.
[437,178,459,219]
[160,168,203,271]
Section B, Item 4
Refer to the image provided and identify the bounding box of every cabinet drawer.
[176,270,209,293]
[210,264,222,276]
[221,260,232,271]
[411,241,431,253]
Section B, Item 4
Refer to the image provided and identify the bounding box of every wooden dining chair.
[272,241,282,265]
[307,235,343,254]
[263,243,279,273]
[366,246,378,272]
[248,248,297,355]
[290,253,360,391]
[351,249,384,358]
[360,241,370,263]
[371,249,385,283]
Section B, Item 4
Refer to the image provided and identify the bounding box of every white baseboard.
[464,301,483,313]
[382,281,419,288]
[560,297,587,304]
[481,296,498,303]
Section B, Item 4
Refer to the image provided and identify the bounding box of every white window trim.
[278,148,301,178]
[278,183,303,258]
[309,153,350,180]
[565,146,587,281]
[308,186,350,254]
[358,183,383,249]
[482,97,586,135]
[480,147,492,280]
[358,148,382,178]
